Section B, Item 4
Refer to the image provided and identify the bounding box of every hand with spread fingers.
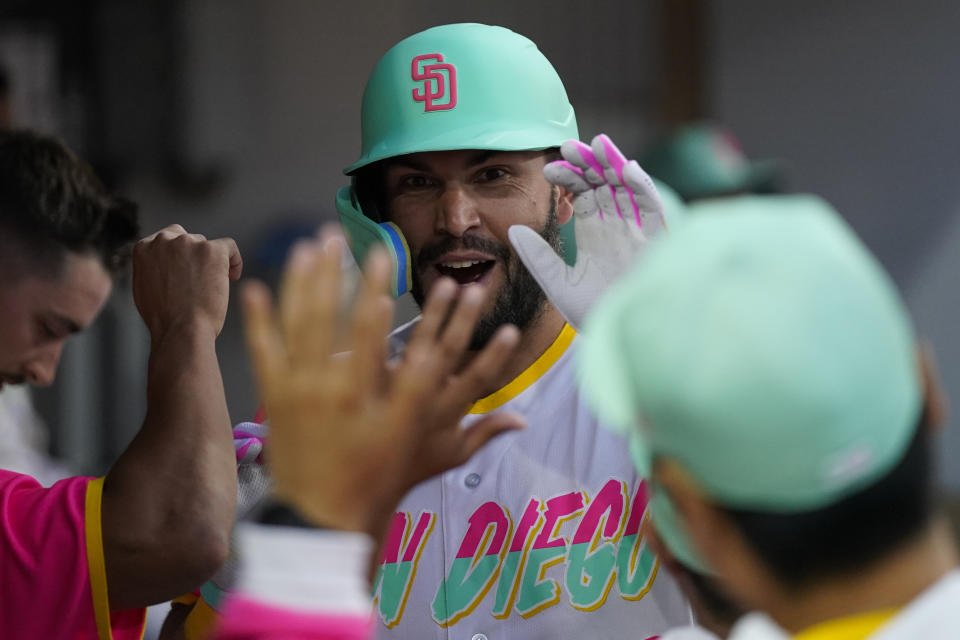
[508,133,666,331]
[241,234,521,536]
[396,288,526,491]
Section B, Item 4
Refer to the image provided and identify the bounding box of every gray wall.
[708,1,960,489]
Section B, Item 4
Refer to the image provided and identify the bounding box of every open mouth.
[435,259,496,285]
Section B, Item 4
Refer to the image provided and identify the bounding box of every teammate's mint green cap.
[344,23,578,175]
[642,123,780,201]
[578,195,921,570]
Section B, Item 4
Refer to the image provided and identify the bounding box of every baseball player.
[0,130,242,637]
[337,24,690,639]
[209,119,710,638]
[173,22,692,640]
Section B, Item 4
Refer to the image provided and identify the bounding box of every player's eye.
[475,167,508,183]
[36,320,59,342]
[398,174,434,190]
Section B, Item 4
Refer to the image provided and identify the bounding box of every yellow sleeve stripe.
[183,595,220,640]
[85,476,114,640]
[468,324,576,414]
[792,608,898,640]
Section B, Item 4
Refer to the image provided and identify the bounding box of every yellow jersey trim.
[85,477,114,640]
[468,324,575,414]
[183,595,220,640]
[173,592,200,607]
[793,608,898,640]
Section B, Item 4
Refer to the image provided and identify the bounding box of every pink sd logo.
[411,53,457,112]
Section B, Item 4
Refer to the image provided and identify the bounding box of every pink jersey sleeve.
[217,597,372,640]
[0,470,145,639]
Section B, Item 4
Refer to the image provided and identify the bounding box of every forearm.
[103,321,236,608]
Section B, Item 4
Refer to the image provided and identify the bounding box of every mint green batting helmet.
[336,23,579,296]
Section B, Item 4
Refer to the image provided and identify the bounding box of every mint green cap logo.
[411,54,457,112]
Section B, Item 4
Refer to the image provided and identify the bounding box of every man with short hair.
[579,195,960,638]
[0,129,242,637]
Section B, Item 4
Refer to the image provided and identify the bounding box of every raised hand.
[509,134,665,331]
[103,224,242,607]
[132,224,243,342]
[397,282,526,490]
[241,233,521,535]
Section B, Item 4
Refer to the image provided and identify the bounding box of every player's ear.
[655,460,727,568]
[918,341,947,434]
[655,459,786,615]
[555,186,574,226]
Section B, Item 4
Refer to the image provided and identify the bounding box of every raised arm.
[215,235,522,639]
[101,224,242,609]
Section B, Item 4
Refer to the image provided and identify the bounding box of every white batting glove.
[509,134,666,331]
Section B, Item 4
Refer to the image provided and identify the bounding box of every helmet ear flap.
[335,185,412,298]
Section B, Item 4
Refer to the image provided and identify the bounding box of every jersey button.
[464,472,482,488]
[471,634,488,640]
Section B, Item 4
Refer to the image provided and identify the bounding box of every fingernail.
[495,324,520,345]
[431,278,456,300]
[289,243,314,269]
[462,285,484,306]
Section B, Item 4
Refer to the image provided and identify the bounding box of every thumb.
[509,224,568,286]
[509,224,589,330]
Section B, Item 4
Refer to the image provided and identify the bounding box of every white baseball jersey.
[374,321,691,639]
[727,570,960,640]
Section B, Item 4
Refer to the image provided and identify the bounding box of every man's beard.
[410,194,563,350]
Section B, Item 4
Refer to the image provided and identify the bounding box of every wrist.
[149,315,219,348]
[273,488,391,537]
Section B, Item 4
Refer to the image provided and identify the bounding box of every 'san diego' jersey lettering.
[373,479,659,627]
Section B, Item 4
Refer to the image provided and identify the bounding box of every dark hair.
[722,410,933,590]
[0,129,139,275]
[352,162,388,223]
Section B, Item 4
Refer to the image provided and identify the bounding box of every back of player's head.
[579,194,928,585]
[0,129,140,277]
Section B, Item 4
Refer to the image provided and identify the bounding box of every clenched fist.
[132,224,243,342]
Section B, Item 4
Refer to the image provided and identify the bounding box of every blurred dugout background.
[1,0,958,526]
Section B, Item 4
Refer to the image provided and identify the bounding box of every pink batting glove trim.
[552,160,584,178]
[564,139,605,181]
[561,138,623,220]
[594,134,642,226]
[233,422,268,466]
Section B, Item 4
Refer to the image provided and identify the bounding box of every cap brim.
[579,287,712,573]
[577,291,640,435]
[577,280,655,477]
